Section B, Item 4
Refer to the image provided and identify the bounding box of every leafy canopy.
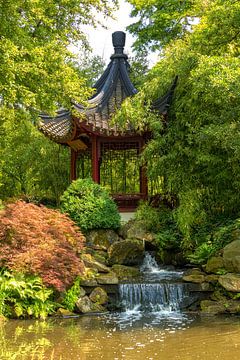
[0,0,116,123]
[122,0,240,251]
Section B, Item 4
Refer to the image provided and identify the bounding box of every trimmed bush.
[60,178,121,232]
[0,201,85,291]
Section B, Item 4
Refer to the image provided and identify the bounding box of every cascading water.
[119,252,187,313]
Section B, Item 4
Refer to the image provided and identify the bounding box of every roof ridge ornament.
[111,31,128,59]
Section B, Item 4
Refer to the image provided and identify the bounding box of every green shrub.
[135,201,162,232]
[60,178,121,232]
[0,270,55,319]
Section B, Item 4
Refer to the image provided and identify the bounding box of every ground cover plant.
[0,270,55,319]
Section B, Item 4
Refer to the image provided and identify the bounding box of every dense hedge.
[60,178,121,232]
[0,201,85,291]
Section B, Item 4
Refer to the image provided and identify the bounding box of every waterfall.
[119,283,186,312]
[119,252,187,313]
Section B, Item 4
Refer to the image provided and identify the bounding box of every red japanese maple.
[0,201,85,291]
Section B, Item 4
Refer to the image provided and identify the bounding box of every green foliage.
[118,0,240,258]
[187,242,216,265]
[129,49,149,88]
[0,118,70,204]
[0,201,85,292]
[0,0,117,206]
[127,0,197,51]
[62,277,81,312]
[135,201,162,232]
[136,201,181,250]
[61,178,121,232]
[0,270,55,319]
[0,0,116,119]
[188,217,240,264]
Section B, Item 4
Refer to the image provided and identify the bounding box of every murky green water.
[1,312,240,360]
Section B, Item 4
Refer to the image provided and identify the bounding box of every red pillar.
[70,148,77,181]
[92,135,100,183]
[140,140,148,199]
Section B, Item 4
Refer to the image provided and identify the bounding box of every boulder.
[225,300,240,314]
[78,286,86,297]
[112,264,140,280]
[223,240,240,272]
[125,220,156,243]
[184,268,205,276]
[210,290,228,302]
[205,256,224,274]
[183,268,206,283]
[182,274,205,284]
[118,220,134,239]
[97,272,119,285]
[76,296,106,313]
[92,251,108,265]
[80,278,98,287]
[205,274,219,284]
[218,273,240,292]
[89,287,108,305]
[86,229,119,249]
[112,264,140,279]
[200,300,226,314]
[200,282,212,291]
[81,254,110,273]
[108,239,144,266]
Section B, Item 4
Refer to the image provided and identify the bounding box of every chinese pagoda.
[39,31,176,210]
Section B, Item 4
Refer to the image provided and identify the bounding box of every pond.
[2,253,240,360]
[1,312,240,360]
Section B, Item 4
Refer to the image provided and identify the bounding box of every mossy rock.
[86,229,119,249]
[225,300,240,314]
[205,274,219,284]
[108,239,144,266]
[218,273,240,292]
[200,300,226,314]
[76,296,106,313]
[125,220,156,243]
[205,256,224,274]
[223,240,240,272]
[92,251,108,265]
[80,278,98,287]
[112,265,140,280]
[89,287,108,305]
[81,254,110,273]
[183,274,205,284]
[210,290,228,302]
[57,308,76,317]
[97,272,119,285]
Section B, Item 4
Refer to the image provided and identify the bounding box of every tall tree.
[122,0,240,243]
[0,0,116,203]
[0,0,116,120]
[127,0,197,51]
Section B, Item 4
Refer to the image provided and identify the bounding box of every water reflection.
[1,313,240,360]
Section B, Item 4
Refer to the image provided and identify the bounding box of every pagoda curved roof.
[39,31,177,143]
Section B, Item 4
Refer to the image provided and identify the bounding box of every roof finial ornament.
[112,31,126,54]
